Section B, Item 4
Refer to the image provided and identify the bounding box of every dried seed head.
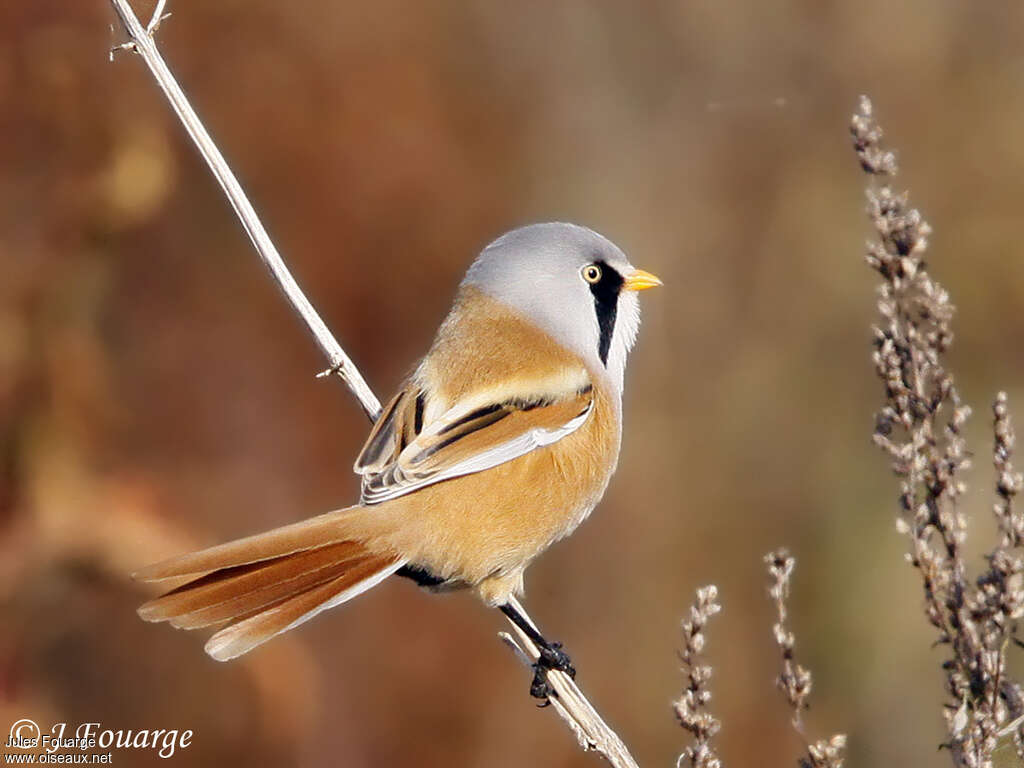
[675,585,723,768]
[852,96,1024,767]
[764,550,846,767]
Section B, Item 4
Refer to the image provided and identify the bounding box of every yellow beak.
[623,268,663,292]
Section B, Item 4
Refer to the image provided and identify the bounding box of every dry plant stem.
[766,550,846,768]
[108,0,381,422]
[851,95,1024,768]
[767,552,811,728]
[674,585,722,768]
[500,596,640,768]
[987,394,1024,760]
[107,3,639,765]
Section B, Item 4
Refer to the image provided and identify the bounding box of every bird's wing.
[353,369,595,505]
[353,386,428,476]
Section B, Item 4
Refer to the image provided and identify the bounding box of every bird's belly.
[377,429,617,587]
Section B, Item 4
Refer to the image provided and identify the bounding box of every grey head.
[461,222,660,393]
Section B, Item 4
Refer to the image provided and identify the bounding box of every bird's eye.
[581,264,602,284]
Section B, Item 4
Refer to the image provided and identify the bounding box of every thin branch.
[145,0,168,34]
[500,596,640,768]
[108,0,381,422]
[107,2,637,764]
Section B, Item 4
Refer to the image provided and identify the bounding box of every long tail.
[134,507,406,661]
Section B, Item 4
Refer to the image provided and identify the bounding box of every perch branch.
[106,2,638,765]
[501,596,639,767]
[108,0,381,421]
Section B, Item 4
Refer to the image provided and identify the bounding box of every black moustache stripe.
[589,261,624,366]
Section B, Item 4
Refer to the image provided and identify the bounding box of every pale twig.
[500,596,640,768]
[107,0,381,422]
[106,2,638,764]
[146,0,168,34]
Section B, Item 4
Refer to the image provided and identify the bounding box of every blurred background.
[3,1,1024,766]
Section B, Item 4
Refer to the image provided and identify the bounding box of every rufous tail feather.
[135,507,406,661]
[133,506,377,581]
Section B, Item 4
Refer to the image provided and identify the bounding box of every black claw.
[528,642,576,702]
[538,642,576,678]
[531,668,555,702]
[498,602,576,703]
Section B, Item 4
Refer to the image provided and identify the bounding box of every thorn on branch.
[147,0,170,35]
[109,37,137,62]
[108,1,170,62]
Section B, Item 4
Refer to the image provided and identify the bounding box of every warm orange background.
[3,2,1024,766]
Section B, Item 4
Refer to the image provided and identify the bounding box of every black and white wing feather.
[353,372,594,505]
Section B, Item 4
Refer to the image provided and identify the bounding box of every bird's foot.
[530,641,575,703]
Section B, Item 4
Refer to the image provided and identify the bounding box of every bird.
[134,221,661,697]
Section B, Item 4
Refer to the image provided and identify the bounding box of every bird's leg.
[500,602,576,702]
